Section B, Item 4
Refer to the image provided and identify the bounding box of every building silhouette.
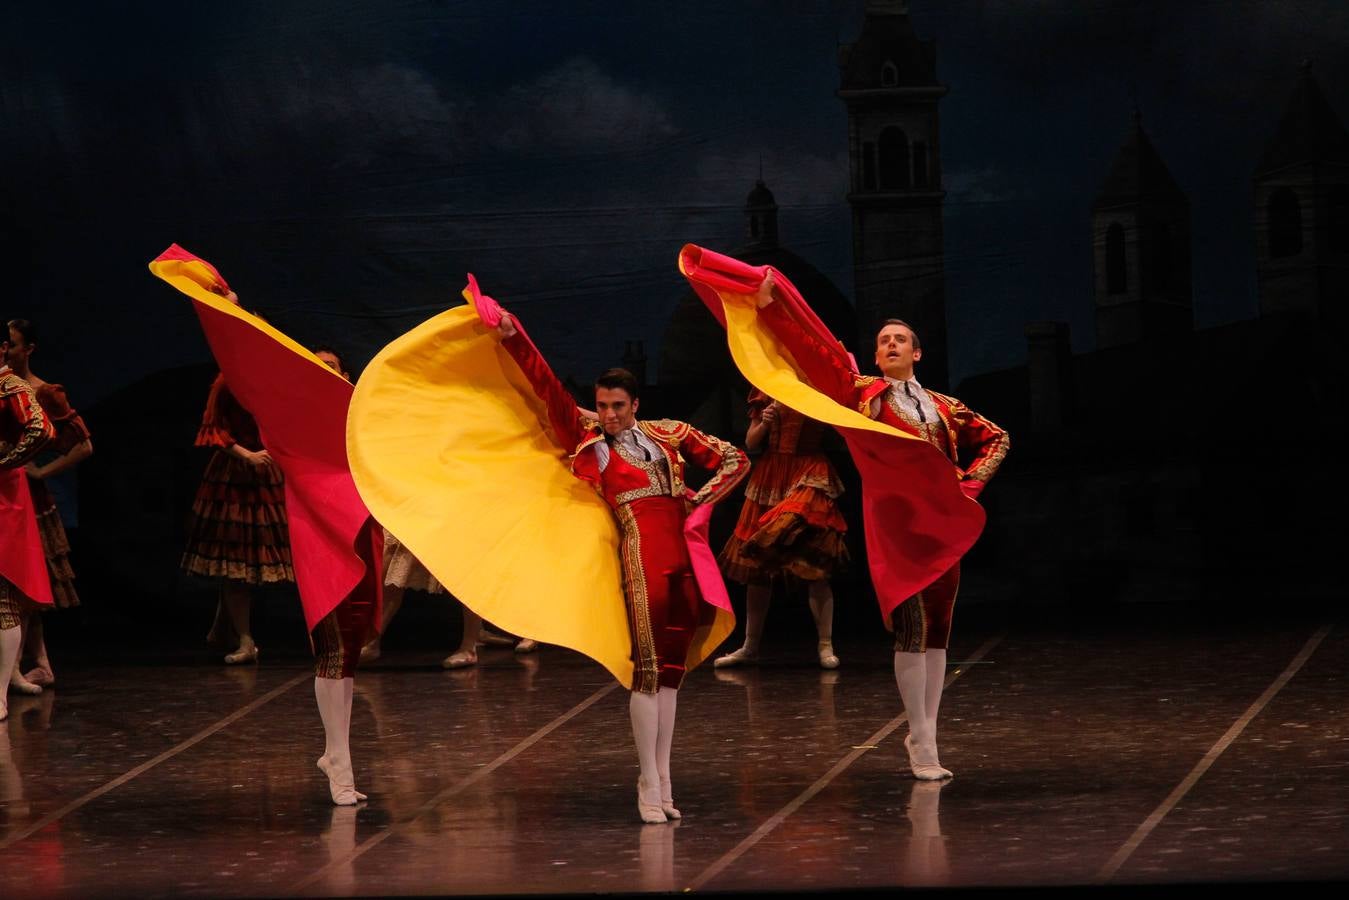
[1091,112,1193,349]
[960,65,1348,609]
[839,0,950,388]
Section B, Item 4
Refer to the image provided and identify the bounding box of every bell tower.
[839,0,949,386]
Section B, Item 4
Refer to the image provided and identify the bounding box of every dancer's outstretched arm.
[753,272,870,412]
[485,309,590,452]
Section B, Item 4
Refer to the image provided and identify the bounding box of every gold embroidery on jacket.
[613,440,674,506]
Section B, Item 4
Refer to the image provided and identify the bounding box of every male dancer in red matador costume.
[347,277,747,824]
[492,307,748,822]
[151,246,383,806]
[756,272,1006,780]
[0,328,54,722]
[679,246,1005,782]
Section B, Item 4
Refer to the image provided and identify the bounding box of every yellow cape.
[347,301,731,686]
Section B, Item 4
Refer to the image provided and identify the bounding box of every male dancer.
[346,277,747,822]
[0,328,54,721]
[492,306,748,821]
[753,271,1007,779]
[151,247,382,805]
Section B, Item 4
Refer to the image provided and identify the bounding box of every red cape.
[150,245,381,632]
[0,468,53,605]
[679,244,985,624]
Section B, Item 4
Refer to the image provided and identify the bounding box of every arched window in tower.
[878,127,910,190]
[1327,184,1349,254]
[1269,187,1303,258]
[1152,222,1172,292]
[1106,222,1127,295]
[881,61,899,87]
[913,141,929,188]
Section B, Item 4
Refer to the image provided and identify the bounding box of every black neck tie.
[903,382,927,423]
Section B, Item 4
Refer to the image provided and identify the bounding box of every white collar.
[884,374,922,391]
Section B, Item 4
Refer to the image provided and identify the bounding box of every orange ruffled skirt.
[719,451,848,584]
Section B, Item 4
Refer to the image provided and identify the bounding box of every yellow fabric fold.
[719,295,918,441]
[346,304,637,685]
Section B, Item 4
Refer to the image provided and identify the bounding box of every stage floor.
[1,615,1345,897]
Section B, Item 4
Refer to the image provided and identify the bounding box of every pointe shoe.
[317,755,367,805]
[513,638,538,654]
[817,641,840,670]
[477,628,514,648]
[713,646,758,668]
[0,700,7,721]
[905,734,952,781]
[358,640,381,664]
[659,778,681,820]
[637,778,668,824]
[224,642,260,665]
[24,666,54,687]
[441,650,477,669]
[9,673,42,696]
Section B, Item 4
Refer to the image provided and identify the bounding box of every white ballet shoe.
[637,778,668,824]
[905,734,952,781]
[224,639,259,665]
[659,778,681,820]
[441,650,477,669]
[817,641,839,669]
[713,646,758,668]
[8,673,42,696]
[318,755,367,805]
[357,640,381,663]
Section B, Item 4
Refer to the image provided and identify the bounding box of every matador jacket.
[762,302,1008,492]
[1,366,55,604]
[501,332,748,508]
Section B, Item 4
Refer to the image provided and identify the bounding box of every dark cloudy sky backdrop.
[3,0,1347,403]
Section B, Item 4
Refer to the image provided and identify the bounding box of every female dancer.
[715,389,848,669]
[182,288,294,663]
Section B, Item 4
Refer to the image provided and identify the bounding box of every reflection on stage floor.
[1,615,1345,897]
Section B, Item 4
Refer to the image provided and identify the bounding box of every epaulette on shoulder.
[854,374,882,390]
[641,419,691,443]
[0,373,28,398]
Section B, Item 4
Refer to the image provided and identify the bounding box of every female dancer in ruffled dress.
[715,389,848,669]
[183,288,294,664]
